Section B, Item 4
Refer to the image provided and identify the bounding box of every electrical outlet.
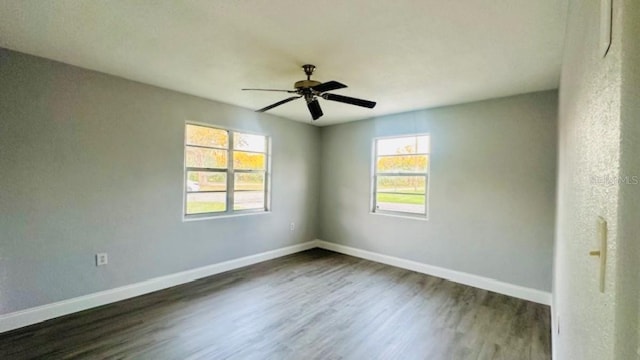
[290,222,295,232]
[96,253,108,266]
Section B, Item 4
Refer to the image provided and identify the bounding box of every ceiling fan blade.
[256,96,302,112]
[311,81,347,93]
[307,99,324,120]
[322,93,376,108]
[243,88,298,93]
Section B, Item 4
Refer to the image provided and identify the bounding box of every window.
[184,123,269,217]
[372,134,430,217]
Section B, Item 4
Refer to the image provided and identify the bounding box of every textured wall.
[319,91,558,292]
[0,49,321,314]
[553,0,627,358]
[614,0,640,358]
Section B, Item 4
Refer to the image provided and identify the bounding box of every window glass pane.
[185,124,228,148]
[234,132,266,152]
[187,171,227,192]
[184,124,270,217]
[186,192,226,214]
[377,155,428,173]
[375,193,425,214]
[235,173,265,191]
[376,176,426,194]
[185,146,228,169]
[377,136,429,155]
[373,135,429,216]
[234,191,265,210]
[233,151,266,170]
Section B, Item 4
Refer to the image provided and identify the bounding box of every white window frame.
[184,122,271,220]
[371,134,430,219]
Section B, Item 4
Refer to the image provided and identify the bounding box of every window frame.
[183,122,271,220]
[371,133,430,219]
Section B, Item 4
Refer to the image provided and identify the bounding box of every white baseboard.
[315,240,552,306]
[0,239,551,334]
[0,241,317,334]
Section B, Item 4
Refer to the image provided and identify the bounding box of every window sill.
[369,211,428,221]
[183,211,271,222]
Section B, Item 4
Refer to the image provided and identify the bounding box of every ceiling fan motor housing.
[294,79,321,89]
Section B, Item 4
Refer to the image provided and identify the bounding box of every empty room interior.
[0,1,638,359]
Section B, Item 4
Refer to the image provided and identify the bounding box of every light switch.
[589,217,607,292]
[597,217,607,293]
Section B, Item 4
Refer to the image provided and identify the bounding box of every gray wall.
[616,1,640,357]
[552,0,640,358]
[319,91,558,292]
[0,49,321,314]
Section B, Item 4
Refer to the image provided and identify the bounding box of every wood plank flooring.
[0,249,551,359]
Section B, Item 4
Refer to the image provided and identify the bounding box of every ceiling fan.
[242,64,376,121]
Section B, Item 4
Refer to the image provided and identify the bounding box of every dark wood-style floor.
[0,249,551,359]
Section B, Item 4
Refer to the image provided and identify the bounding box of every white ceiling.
[0,1,568,126]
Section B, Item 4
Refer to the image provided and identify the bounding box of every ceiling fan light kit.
[242,64,376,121]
